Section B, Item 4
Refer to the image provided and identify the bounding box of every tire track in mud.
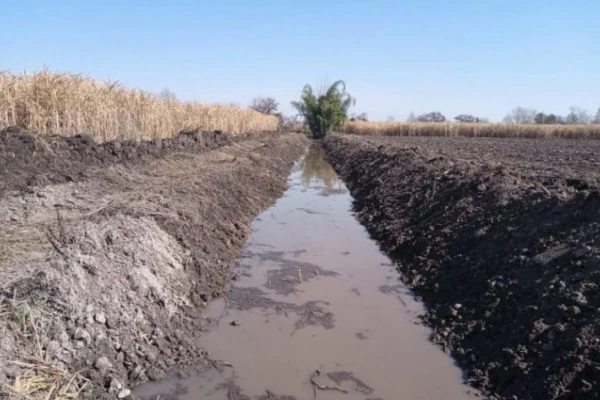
[324,135,600,400]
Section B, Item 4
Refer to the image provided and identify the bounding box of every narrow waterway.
[135,145,478,400]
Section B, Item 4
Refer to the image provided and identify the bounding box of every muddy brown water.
[135,145,479,400]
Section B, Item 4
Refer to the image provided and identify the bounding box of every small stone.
[74,328,92,345]
[46,340,62,356]
[117,389,131,398]
[76,340,85,348]
[109,378,122,391]
[86,304,94,313]
[574,246,591,258]
[95,313,107,324]
[230,320,241,326]
[453,303,463,310]
[95,356,112,371]
[129,365,143,380]
[59,332,71,349]
[95,332,107,342]
[146,367,165,381]
[145,350,158,363]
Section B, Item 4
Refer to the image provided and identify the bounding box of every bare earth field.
[324,135,600,400]
[0,128,307,399]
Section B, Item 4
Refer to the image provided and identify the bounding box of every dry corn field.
[346,120,600,139]
[0,70,279,142]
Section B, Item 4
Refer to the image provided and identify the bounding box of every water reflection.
[298,145,344,191]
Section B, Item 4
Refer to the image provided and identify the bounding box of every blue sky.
[2,0,598,121]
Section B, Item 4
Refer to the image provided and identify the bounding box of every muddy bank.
[324,135,600,400]
[0,126,280,197]
[0,131,307,399]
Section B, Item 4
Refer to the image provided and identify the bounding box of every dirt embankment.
[0,128,307,399]
[0,126,280,196]
[324,135,600,400]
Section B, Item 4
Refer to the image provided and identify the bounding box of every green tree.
[291,80,355,139]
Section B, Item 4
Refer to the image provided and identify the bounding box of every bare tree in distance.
[350,112,368,122]
[159,88,177,100]
[416,111,446,123]
[565,106,591,125]
[250,97,279,115]
[407,112,416,122]
[593,107,600,124]
[386,115,395,122]
[534,112,563,124]
[454,114,483,123]
[503,107,537,124]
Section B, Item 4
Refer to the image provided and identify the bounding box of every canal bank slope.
[0,129,307,399]
[324,134,600,400]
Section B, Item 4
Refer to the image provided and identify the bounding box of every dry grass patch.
[0,70,279,142]
[1,300,89,400]
[346,121,600,139]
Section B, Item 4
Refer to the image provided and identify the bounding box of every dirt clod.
[326,371,374,395]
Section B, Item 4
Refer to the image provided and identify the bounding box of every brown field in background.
[0,70,279,142]
[346,121,600,139]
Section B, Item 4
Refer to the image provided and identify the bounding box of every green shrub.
[291,80,355,139]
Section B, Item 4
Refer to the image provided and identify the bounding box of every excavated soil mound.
[0,130,307,399]
[324,135,600,400]
[0,126,238,196]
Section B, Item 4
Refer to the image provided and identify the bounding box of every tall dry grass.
[346,121,600,139]
[0,70,279,142]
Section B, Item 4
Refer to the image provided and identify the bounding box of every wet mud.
[135,145,479,400]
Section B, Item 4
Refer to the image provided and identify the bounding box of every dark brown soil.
[0,129,307,399]
[324,135,600,400]
[0,126,254,197]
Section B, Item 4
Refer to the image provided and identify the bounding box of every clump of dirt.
[226,286,335,332]
[292,301,335,332]
[227,287,287,311]
[355,330,369,340]
[239,250,338,296]
[265,262,338,296]
[326,371,374,395]
[0,131,307,399]
[324,135,600,400]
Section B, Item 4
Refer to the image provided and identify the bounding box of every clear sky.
[2,0,598,121]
